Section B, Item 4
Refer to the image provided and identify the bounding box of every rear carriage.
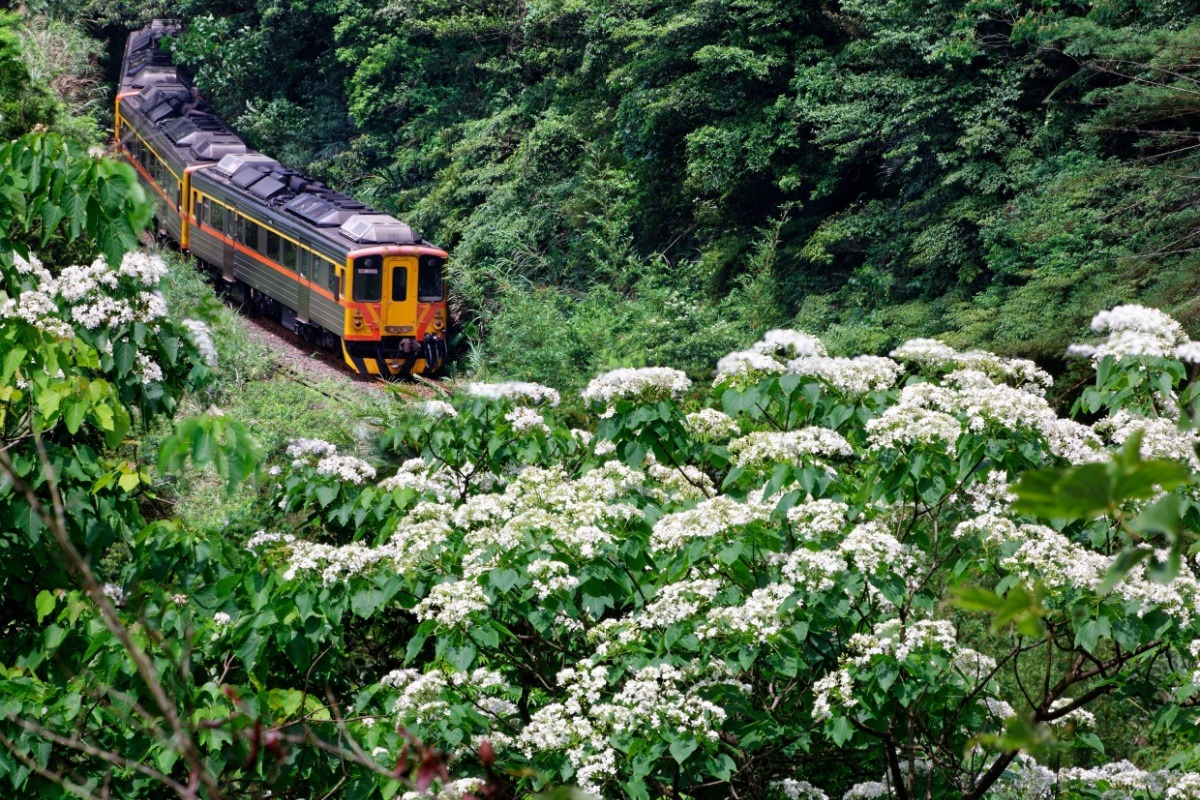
[114,20,447,377]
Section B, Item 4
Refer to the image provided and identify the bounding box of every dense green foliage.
[0,10,103,143]
[10,133,1200,796]
[23,0,1200,388]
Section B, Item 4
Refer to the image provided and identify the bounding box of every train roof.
[118,20,429,254]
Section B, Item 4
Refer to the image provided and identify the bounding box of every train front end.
[341,242,449,378]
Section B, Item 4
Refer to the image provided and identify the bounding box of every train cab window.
[352,256,382,302]
[282,240,298,271]
[392,267,408,302]
[418,255,444,302]
[267,231,281,263]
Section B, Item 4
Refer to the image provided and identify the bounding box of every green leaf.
[35,590,55,623]
[669,738,698,765]
[951,586,1005,614]
[488,568,519,594]
[1100,547,1152,593]
[1129,492,1183,540]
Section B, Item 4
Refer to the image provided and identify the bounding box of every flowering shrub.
[9,142,1200,799]
[234,309,1200,798]
[0,246,216,598]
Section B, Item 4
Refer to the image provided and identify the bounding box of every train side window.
[352,256,382,302]
[267,231,281,263]
[298,248,311,278]
[243,219,260,249]
[392,267,408,302]
[330,267,340,300]
[211,204,225,234]
[281,239,298,271]
[418,255,444,302]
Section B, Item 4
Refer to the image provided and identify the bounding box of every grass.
[152,249,398,536]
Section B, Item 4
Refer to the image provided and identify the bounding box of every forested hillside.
[21,0,1200,389]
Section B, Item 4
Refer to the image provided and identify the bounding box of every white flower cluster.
[3,251,173,345]
[1047,697,1095,728]
[286,438,338,465]
[1096,411,1200,470]
[400,778,484,800]
[786,355,904,396]
[528,559,579,600]
[279,505,454,583]
[866,402,962,456]
[865,371,1103,463]
[314,454,377,484]
[650,495,771,551]
[699,581,798,639]
[117,251,170,285]
[782,548,847,593]
[889,338,957,368]
[842,781,892,800]
[642,458,714,502]
[414,580,491,627]
[420,399,457,418]
[635,577,724,628]
[774,779,829,800]
[136,351,163,385]
[581,367,692,405]
[1,284,73,339]
[380,669,451,725]
[505,406,549,433]
[752,329,828,359]
[517,661,740,795]
[815,619,985,724]
[684,408,740,441]
[713,350,787,385]
[965,470,1015,514]
[1058,761,1179,797]
[890,338,1052,392]
[246,531,297,551]
[378,458,456,501]
[786,499,850,541]
[1067,304,1190,361]
[182,319,218,367]
[962,519,1200,626]
[727,428,853,470]
[285,438,376,484]
[466,381,561,406]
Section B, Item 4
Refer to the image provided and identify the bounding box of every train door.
[383,256,416,333]
[297,242,311,324]
[220,204,235,283]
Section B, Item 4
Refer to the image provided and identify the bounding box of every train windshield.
[353,256,383,302]
[418,256,444,302]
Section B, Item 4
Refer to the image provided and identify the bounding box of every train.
[115,19,447,378]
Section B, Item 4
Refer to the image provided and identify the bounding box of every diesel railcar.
[114,20,447,377]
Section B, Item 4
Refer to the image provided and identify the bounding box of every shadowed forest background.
[5,0,1200,389]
